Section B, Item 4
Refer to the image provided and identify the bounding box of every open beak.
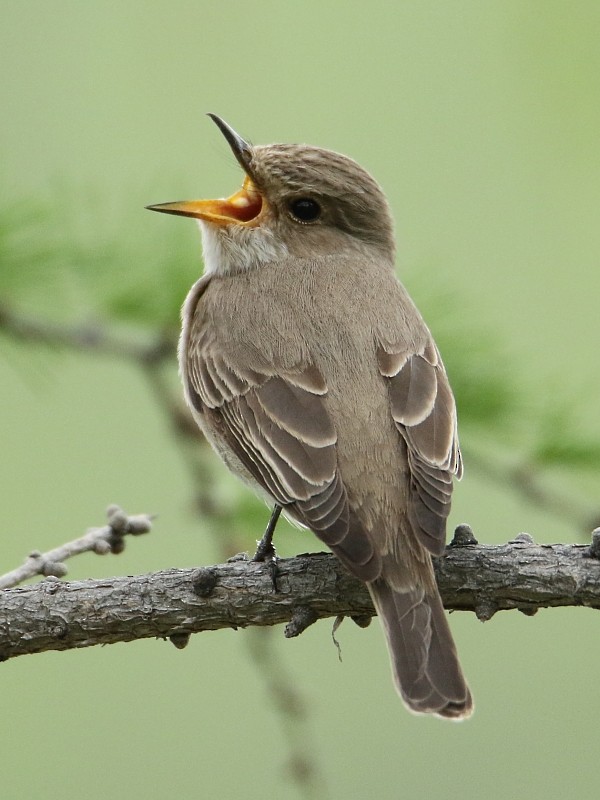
[146,114,263,226]
[146,175,263,225]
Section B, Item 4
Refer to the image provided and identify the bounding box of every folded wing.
[185,336,380,581]
[378,339,462,556]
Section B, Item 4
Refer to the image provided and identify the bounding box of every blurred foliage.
[0,198,63,296]
[103,233,196,330]
[533,403,600,470]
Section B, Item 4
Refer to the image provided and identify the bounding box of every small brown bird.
[148,115,473,719]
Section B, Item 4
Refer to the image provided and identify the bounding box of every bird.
[147,114,473,719]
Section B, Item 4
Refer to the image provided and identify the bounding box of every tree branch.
[2,533,600,662]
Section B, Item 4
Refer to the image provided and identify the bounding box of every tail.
[369,577,473,719]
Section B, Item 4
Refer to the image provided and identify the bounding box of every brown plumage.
[148,115,473,719]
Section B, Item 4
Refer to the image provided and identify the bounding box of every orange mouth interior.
[218,176,263,223]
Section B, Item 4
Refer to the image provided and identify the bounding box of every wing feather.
[244,390,335,486]
[378,341,462,556]
[183,321,364,567]
[218,403,288,504]
[211,356,251,396]
[254,377,337,447]
[194,357,222,408]
[388,354,437,427]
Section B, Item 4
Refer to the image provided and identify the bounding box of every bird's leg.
[252,504,282,591]
[252,503,282,562]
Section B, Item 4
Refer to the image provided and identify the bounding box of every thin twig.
[0,505,153,589]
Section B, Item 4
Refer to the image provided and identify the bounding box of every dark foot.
[252,504,282,562]
[252,504,282,590]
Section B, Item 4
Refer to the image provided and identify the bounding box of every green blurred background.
[2,2,599,798]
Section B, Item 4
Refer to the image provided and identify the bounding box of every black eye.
[289,197,321,223]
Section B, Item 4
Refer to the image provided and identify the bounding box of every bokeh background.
[2,2,599,799]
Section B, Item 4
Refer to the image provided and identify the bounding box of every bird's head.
[147,115,395,275]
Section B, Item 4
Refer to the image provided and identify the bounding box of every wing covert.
[378,340,462,556]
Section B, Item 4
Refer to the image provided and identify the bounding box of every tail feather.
[369,577,473,719]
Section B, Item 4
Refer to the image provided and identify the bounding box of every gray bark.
[1,537,600,662]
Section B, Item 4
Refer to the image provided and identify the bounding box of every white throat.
[199,221,288,275]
